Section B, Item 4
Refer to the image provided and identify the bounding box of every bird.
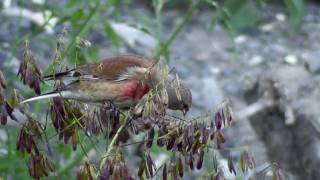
[21,55,192,115]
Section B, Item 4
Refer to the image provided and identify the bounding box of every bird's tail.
[43,70,73,81]
[20,92,62,104]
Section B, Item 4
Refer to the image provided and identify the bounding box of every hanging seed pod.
[272,167,285,180]
[188,153,194,170]
[196,149,204,170]
[214,169,226,180]
[77,161,95,180]
[0,102,15,125]
[162,163,167,180]
[28,153,54,180]
[216,131,226,149]
[18,41,42,95]
[178,156,183,177]
[146,153,155,178]
[213,152,219,173]
[240,150,256,173]
[0,70,6,89]
[166,135,175,150]
[228,154,236,175]
[215,111,222,130]
[146,127,155,148]
[138,159,145,178]
[100,159,114,179]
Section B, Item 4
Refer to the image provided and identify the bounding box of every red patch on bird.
[122,81,150,100]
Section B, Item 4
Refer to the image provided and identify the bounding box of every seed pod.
[178,157,183,177]
[228,154,236,175]
[0,70,6,89]
[166,135,175,150]
[146,128,155,148]
[146,153,154,178]
[162,163,167,180]
[138,159,145,178]
[188,153,194,170]
[216,131,226,149]
[215,111,222,130]
[196,149,204,170]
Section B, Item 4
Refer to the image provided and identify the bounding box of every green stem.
[54,141,95,178]
[154,0,204,59]
[45,0,101,74]
[96,116,127,178]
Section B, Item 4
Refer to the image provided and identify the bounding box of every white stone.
[275,13,286,22]
[234,35,248,44]
[249,55,264,66]
[284,54,298,65]
[260,23,275,32]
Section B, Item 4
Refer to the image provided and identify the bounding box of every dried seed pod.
[28,153,54,180]
[138,159,145,178]
[216,131,226,149]
[215,111,222,130]
[16,119,42,155]
[188,153,194,170]
[166,135,175,150]
[0,102,15,125]
[85,110,103,135]
[162,163,167,180]
[18,43,42,95]
[77,161,95,180]
[146,127,155,148]
[76,36,92,48]
[0,70,6,89]
[157,126,166,147]
[214,169,226,180]
[71,131,79,150]
[100,159,114,179]
[240,150,256,173]
[146,153,155,178]
[272,167,285,180]
[213,152,218,173]
[178,157,183,177]
[228,154,236,175]
[196,149,204,170]
[50,97,66,131]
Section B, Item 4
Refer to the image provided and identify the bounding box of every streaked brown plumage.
[21,55,192,114]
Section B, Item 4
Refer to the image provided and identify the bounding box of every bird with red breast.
[21,55,192,115]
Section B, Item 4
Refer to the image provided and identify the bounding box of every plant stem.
[45,0,101,74]
[96,116,127,178]
[55,141,95,178]
[154,0,204,59]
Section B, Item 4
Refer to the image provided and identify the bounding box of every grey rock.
[301,51,320,73]
[186,75,224,109]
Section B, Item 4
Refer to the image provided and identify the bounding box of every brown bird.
[21,55,192,115]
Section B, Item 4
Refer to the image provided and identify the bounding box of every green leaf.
[284,0,304,29]
[211,0,258,31]
[86,47,100,62]
[103,21,120,48]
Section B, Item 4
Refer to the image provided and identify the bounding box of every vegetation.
[0,0,307,179]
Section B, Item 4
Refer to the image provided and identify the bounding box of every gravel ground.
[1,2,320,179]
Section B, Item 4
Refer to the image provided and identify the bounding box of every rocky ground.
[1,2,320,179]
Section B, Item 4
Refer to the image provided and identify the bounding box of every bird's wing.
[43,55,155,82]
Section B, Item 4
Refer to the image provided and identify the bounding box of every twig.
[154,0,204,59]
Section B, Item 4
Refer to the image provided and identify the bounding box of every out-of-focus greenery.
[0,0,307,179]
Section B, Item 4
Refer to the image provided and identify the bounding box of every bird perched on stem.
[21,55,192,115]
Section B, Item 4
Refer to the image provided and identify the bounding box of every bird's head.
[166,82,192,116]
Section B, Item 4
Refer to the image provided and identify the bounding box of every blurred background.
[1,0,320,179]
